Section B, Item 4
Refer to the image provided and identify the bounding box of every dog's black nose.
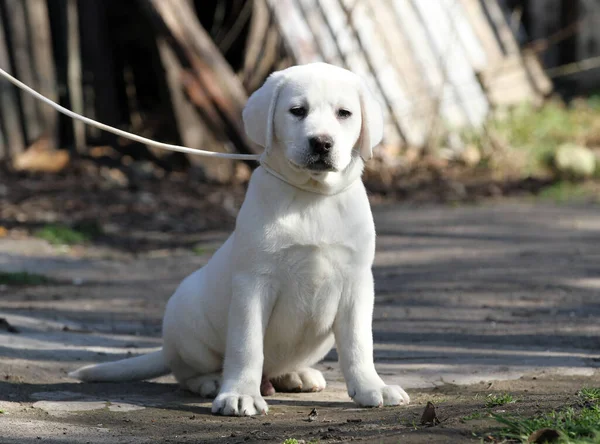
[309,135,334,155]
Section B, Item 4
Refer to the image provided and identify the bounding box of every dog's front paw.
[352,385,410,407]
[211,392,268,416]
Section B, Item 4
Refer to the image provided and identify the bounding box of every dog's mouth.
[304,157,336,172]
[287,155,338,173]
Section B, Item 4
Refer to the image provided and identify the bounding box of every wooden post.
[0,5,25,162]
[77,0,123,146]
[159,38,237,182]
[336,0,407,144]
[26,0,58,149]
[3,0,42,143]
[243,0,280,92]
[142,0,259,156]
[67,0,85,153]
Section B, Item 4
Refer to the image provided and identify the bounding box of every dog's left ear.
[358,80,384,161]
[243,72,285,153]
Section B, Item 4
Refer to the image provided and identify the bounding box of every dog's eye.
[337,109,352,119]
[289,106,307,118]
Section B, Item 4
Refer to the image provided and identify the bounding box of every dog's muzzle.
[306,135,335,171]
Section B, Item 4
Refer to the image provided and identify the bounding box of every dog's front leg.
[212,274,274,416]
[334,270,410,407]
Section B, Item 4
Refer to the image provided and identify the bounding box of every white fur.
[69,63,409,416]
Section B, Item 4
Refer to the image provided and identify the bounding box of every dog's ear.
[243,72,285,153]
[358,80,384,161]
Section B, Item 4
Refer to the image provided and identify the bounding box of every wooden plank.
[158,38,236,182]
[67,0,85,153]
[447,0,487,71]
[0,118,5,161]
[480,55,535,106]
[337,0,407,143]
[26,0,58,149]
[522,49,552,97]
[267,0,321,62]
[0,7,25,161]
[458,0,504,70]
[144,0,259,155]
[409,0,489,128]
[3,0,42,143]
[365,0,432,147]
[243,0,283,92]
[243,0,269,87]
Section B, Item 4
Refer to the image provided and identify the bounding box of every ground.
[1,195,600,443]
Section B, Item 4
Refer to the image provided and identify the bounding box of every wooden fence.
[0,0,287,180]
[0,0,554,178]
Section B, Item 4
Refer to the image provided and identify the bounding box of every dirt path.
[1,202,600,443]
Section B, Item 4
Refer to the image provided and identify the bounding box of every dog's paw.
[211,392,268,416]
[352,385,410,407]
[271,368,326,393]
[184,373,221,398]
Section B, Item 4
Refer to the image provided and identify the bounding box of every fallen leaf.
[13,137,69,173]
[420,401,440,426]
[0,318,19,333]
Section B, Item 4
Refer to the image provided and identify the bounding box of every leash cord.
[0,68,261,161]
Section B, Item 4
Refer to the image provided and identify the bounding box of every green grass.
[485,393,516,408]
[579,388,600,403]
[192,244,217,256]
[462,411,488,421]
[0,271,50,285]
[492,388,600,443]
[481,99,600,177]
[462,95,600,183]
[34,222,101,245]
[537,181,596,203]
[493,405,600,443]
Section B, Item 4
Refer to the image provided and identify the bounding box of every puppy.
[70,63,410,416]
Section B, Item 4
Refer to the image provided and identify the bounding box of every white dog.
[70,63,410,416]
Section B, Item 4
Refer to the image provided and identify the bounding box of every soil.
[1,171,600,443]
[0,375,594,443]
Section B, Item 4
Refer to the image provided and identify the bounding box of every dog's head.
[243,63,383,180]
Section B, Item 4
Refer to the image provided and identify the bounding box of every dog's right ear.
[243,72,285,153]
[357,79,384,162]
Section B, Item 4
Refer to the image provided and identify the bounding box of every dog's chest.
[266,245,344,346]
[268,209,370,331]
[275,207,365,282]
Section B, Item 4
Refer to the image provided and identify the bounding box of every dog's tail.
[69,349,170,382]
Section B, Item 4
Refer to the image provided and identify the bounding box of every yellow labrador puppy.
[70,63,410,416]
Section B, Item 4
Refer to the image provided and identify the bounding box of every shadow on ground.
[1,202,600,442]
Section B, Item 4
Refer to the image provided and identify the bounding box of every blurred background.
[0,0,599,251]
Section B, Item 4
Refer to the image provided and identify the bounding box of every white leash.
[0,67,262,161]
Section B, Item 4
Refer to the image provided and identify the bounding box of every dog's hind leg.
[271,368,326,393]
[183,373,222,398]
[167,347,223,398]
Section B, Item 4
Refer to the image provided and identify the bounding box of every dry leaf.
[0,318,19,333]
[13,137,69,173]
[420,401,440,426]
